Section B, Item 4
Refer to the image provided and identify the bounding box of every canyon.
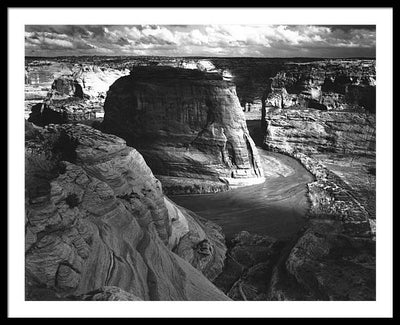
[25,56,376,301]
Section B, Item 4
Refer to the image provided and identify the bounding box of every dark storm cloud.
[25,24,376,57]
[321,25,376,32]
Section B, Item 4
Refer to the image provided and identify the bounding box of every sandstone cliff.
[259,106,376,300]
[25,122,228,300]
[263,108,376,157]
[101,66,264,193]
[263,60,376,113]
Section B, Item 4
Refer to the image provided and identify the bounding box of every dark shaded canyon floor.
[169,149,314,240]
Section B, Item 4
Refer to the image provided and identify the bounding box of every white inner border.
[8,8,393,318]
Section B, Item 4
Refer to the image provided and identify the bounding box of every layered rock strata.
[25,122,228,300]
[263,108,376,156]
[101,66,264,193]
[263,60,376,113]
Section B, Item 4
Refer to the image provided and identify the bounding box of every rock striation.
[263,60,376,113]
[257,64,376,299]
[25,122,228,301]
[263,108,376,157]
[101,66,264,193]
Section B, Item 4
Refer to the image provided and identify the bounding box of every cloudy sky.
[25,25,376,57]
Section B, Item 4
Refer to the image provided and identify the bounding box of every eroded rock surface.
[101,66,264,193]
[214,231,285,301]
[25,122,228,301]
[263,60,376,113]
[263,108,375,156]
[71,286,143,301]
[254,71,376,300]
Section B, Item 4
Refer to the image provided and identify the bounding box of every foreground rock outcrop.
[101,66,264,193]
[213,153,376,300]
[25,122,228,300]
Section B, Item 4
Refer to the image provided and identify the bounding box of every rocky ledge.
[101,66,264,194]
[25,122,228,300]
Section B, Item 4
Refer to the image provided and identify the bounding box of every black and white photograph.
[8,7,393,318]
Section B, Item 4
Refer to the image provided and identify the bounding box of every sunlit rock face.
[102,66,264,193]
[25,122,228,301]
[27,65,129,126]
[51,65,131,101]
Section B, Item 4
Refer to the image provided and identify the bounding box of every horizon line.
[25,55,377,59]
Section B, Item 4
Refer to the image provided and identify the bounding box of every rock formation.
[263,60,376,113]
[259,107,376,300]
[71,286,143,301]
[27,65,129,126]
[101,66,264,193]
[214,231,285,300]
[263,108,376,156]
[25,122,228,301]
[267,153,376,300]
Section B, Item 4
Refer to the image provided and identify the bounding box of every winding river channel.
[170,148,315,240]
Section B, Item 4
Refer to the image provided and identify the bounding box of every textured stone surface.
[263,60,376,113]
[262,107,375,237]
[25,123,229,301]
[257,100,375,300]
[101,66,264,193]
[263,108,375,157]
[283,221,375,300]
[27,65,129,125]
[71,286,143,301]
[213,231,284,301]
